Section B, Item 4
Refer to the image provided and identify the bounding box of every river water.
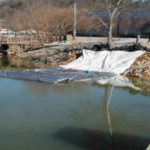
[0,56,150,150]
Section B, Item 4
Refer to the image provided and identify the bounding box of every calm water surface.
[0,56,150,150]
[0,55,46,71]
[0,78,150,150]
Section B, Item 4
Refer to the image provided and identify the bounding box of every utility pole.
[73,1,77,40]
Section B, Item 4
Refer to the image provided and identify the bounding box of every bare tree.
[5,4,100,42]
[4,0,146,46]
[96,0,131,49]
[100,0,148,48]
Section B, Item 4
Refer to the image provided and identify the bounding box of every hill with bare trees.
[0,0,150,38]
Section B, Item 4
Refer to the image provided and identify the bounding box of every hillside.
[0,0,150,37]
[0,0,148,19]
[0,0,95,19]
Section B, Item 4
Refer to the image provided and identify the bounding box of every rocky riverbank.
[126,52,150,81]
[7,43,83,66]
[5,42,150,81]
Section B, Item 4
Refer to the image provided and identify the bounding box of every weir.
[0,49,148,87]
[64,50,146,74]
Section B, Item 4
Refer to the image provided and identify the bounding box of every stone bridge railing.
[0,35,56,45]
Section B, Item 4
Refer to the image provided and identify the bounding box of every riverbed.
[0,56,150,150]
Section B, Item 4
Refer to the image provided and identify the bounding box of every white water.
[63,50,145,74]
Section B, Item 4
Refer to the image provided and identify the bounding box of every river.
[0,56,150,150]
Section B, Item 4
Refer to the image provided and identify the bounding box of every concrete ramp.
[63,50,145,74]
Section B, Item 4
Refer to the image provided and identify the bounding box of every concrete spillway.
[63,50,145,74]
[0,49,146,89]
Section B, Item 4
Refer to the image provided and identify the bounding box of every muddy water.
[0,78,150,150]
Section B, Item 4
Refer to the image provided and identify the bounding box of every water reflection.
[0,78,150,150]
[0,56,45,71]
[129,78,150,95]
[54,127,150,150]
[1,55,10,66]
[93,80,150,97]
[54,84,150,150]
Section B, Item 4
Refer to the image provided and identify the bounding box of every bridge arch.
[0,44,9,55]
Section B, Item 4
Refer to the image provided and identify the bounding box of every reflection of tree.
[103,85,113,136]
[104,84,117,150]
[67,83,115,135]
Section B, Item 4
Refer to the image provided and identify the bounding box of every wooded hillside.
[0,0,149,38]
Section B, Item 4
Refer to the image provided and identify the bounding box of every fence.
[0,34,57,45]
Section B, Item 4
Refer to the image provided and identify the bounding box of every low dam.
[0,49,148,84]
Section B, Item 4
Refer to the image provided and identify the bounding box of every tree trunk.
[108,21,113,50]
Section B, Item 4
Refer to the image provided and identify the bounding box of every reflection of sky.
[0,78,150,150]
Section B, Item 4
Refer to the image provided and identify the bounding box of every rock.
[47,50,82,67]
[6,42,83,67]
[126,52,150,80]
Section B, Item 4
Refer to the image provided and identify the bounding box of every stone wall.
[7,43,83,66]
[7,44,44,55]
